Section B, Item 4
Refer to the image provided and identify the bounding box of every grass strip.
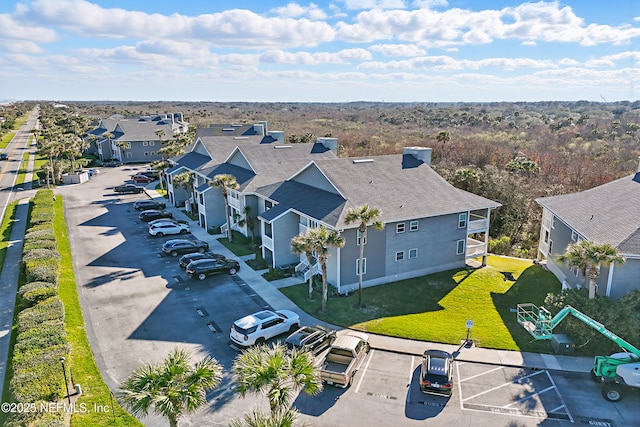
[281,255,561,353]
[53,197,142,426]
[15,152,30,187]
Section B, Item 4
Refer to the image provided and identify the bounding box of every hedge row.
[9,189,69,425]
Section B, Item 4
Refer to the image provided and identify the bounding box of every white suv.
[230,310,300,347]
[148,222,190,237]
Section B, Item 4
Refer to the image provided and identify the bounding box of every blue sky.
[0,0,638,102]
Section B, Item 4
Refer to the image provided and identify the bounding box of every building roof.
[258,153,500,228]
[536,173,640,254]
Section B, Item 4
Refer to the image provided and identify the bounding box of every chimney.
[403,147,432,166]
[317,137,338,154]
[637,156,640,173]
[254,121,267,136]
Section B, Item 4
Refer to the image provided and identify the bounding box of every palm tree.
[436,130,450,161]
[345,205,384,308]
[233,343,322,417]
[173,171,194,211]
[308,227,345,312]
[155,128,166,142]
[119,348,222,427]
[291,232,318,299]
[229,408,302,427]
[209,174,239,243]
[103,132,115,161]
[558,240,626,299]
[116,140,129,163]
[237,205,257,243]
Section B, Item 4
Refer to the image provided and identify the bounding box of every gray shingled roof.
[536,173,640,254]
[257,154,500,229]
[168,152,210,173]
[111,120,173,142]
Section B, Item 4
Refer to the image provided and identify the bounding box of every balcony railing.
[262,234,273,250]
[468,216,489,232]
[299,223,308,235]
[466,237,487,258]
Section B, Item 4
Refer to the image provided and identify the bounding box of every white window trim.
[409,248,418,259]
[149,141,155,146]
[395,251,404,261]
[410,220,419,231]
[396,223,405,234]
[356,258,367,275]
[571,230,577,241]
[551,216,556,229]
[458,213,467,229]
[357,230,366,246]
[456,239,465,255]
[143,141,149,146]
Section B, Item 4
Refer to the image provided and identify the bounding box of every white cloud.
[0,12,57,53]
[270,2,327,20]
[369,43,426,56]
[260,48,371,64]
[412,0,448,8]
[341,0,407,10]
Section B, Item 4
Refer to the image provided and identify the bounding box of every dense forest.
[16,100,640,257]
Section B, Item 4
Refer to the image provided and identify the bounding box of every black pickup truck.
[114,184,144,194]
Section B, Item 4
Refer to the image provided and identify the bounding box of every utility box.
[551,334,575,354]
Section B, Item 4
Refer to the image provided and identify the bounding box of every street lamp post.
[60,357,71,404]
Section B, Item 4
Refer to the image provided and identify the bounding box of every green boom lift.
[517,303,640,402]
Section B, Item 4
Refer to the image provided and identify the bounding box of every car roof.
[235,310,277,328]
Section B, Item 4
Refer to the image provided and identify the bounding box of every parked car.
[420,349,454,396]
[147,218,187,227]
[132,174,155,183]
[134,199,167,210]
[286,325,337,356]
[161,239,209,257]
[103,159,122,167]
[141,169,159,179]
[178,252,226,269]
[186,258,240,280]
[0,153,8,160]
[230,310,300,347]
[114,183,144,194]
[138,209,173,222]
[320,331,370,388]
[148,222,190,237]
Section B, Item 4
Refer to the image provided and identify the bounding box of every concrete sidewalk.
[145,186,596,375]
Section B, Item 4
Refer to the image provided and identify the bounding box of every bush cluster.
[8,190,69,425]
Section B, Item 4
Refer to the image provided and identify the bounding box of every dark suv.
[285,325,336,356]
[161,239,209,257]
[186,258,240,280]
[134,200,167,210]
[420,349,453,396]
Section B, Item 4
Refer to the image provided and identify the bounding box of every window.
[309,219,318,229]
[144,152,149,156]
[396,223,405,234]
[551,216,556,229]
[571,230,578,241]
[410,220,419,231]
[150,151,156,156]
[143,141,149,146]
[395,251,404,261]
[458,213,467,228]
[357,230,366,246]
[149,141,155,146]
[544,230,549,243]
[229,191,238,199]
[199,193,204,205]
[264,222,272,238]
[456,239,465,255]
[265,200,273,209]
[409,248,418,259]
[356,258,367,275]
[548,240,553,255]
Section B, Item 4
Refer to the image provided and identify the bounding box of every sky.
[0,0,638,102]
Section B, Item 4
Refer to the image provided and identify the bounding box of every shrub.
[10,361,64,402]
[17,298,65,334]
[488,235,511,255]
[24,258,59,284]
[7,409,64,427]
[262,267,293,281]
[24,228,56,242]
[15,321,66,355]
[13,343,70,368]
[22,248,61,262]
[20,284,58,305]
[18,281,57,296]
[23,239,58,251]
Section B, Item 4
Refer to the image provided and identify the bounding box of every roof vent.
[274,145,292,149]
[222,128,235,131]
[353,159,374,164]
[231,124,242,127]
[234,136,248,140]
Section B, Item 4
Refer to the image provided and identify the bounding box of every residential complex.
[167,121,500,294]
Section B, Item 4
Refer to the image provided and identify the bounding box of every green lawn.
[15,152,30,186]
[217,230,257,256]
[53,198,142,426]
[0,132,14,149]
[280,256,561,353]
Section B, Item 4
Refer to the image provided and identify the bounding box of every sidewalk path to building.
[146,185,596,375]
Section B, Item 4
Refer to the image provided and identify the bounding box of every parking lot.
[57,166,640,427]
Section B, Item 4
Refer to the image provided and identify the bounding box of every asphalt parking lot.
[57,166,640,427]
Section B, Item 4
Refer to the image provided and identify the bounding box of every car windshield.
[423,356,449,381]
[233,324,258,335]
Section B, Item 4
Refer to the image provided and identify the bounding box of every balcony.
[262,234,273,250]
[468,214,489,232]
[466,237,487,258]
[299,223,308,235]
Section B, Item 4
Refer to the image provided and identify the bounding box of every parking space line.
[549,404,566,413]
[461,370,545,402]
[406,355,415,404]
[459,366,504,382]
[502,385,555,407]
[545,369,573,423]
[354,349,375,393]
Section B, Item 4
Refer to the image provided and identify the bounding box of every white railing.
[299,223,308,235]
[262,235,273,250]
[303,262,321,282]
[466,237,487,258]
[228,197,240,209]
[468,218,489,232]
